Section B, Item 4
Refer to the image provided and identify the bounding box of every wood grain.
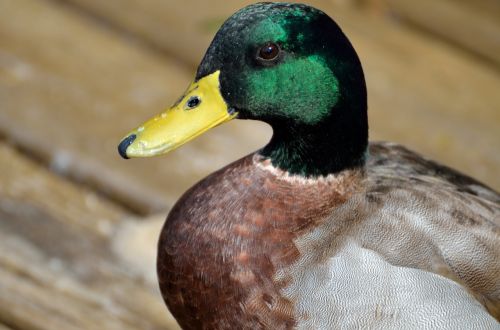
[0,142,179,329]
[384,0,500,68]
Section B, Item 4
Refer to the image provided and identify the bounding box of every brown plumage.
[157,142,500,329]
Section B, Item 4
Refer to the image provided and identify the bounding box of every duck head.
[118,2,368,177]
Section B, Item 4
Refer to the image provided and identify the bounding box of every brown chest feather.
[157,155,361,329]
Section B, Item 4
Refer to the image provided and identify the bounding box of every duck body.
[158,142,500,329]
[117,2,500,328]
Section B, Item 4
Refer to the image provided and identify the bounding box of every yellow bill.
[118,71,237,158]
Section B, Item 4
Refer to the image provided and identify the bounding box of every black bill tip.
[118,134,136,159]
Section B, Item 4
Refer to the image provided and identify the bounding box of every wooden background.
[0,0,499,328]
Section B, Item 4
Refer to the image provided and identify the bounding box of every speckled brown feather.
[364,142,500,322]
[157,142,500,329]
[158,152,362,329]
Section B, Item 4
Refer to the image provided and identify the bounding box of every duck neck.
[259,110,368,177]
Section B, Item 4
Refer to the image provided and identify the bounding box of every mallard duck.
[118,3,500,329]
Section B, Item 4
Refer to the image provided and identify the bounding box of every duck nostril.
[118,134,136,159]
[186,96,201,109]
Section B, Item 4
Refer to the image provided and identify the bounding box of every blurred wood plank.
[58,0,500,191]
[0,0,270,214]
[0,142,179,329]
[384,0,500,68]
[57,0,233,67]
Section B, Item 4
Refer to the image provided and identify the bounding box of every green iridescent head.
[197,3,368,175]
[119,2,368,177]
[198,3,367,124]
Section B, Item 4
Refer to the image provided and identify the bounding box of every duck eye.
[258,42,280,61]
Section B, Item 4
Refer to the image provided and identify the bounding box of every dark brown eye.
[258,42,280,61]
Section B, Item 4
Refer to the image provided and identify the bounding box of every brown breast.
[157,153,362,330]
